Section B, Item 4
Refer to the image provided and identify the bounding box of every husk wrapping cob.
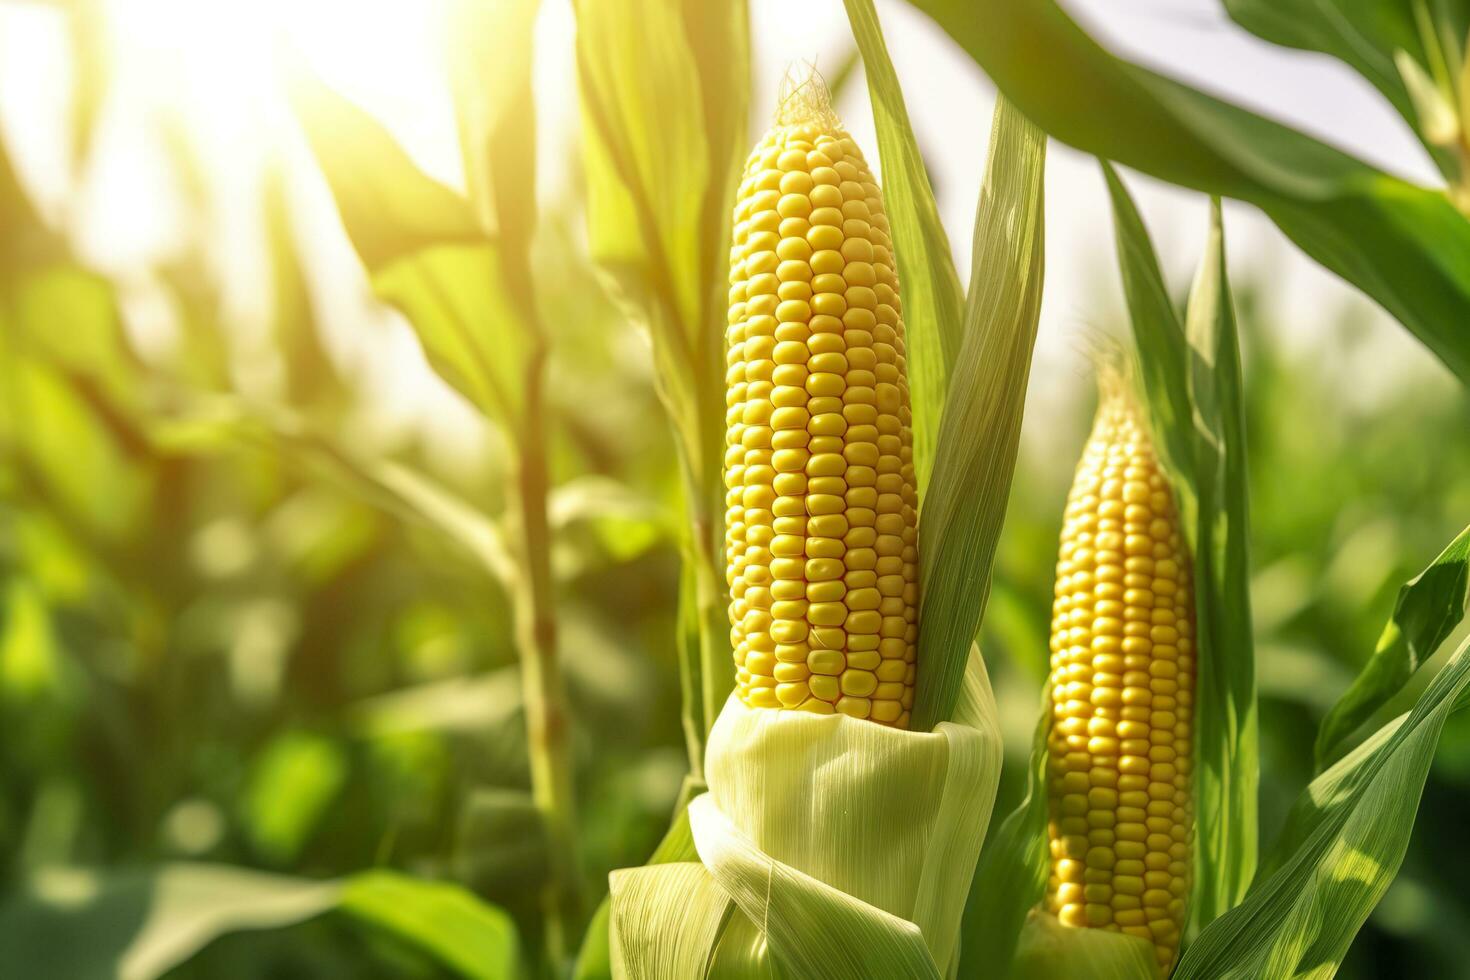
[606,78,1000,980]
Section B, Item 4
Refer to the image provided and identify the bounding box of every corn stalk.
[509,339,580,969]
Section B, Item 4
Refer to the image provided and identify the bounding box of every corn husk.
[1011,909,1157,980]
[609,648,1002,979]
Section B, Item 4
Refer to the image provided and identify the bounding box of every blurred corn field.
[2,1,1470,978]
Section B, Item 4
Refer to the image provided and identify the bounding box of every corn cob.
[1043,376,1195,973]
[722,81,919,728]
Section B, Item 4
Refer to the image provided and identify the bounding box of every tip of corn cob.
[1091,351,1134,412]
[774,63,840,131]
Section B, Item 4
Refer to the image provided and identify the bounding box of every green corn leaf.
[903,0,1470,387]
[6,261,141,410]
[1175,634,1470,978]
[1395,49,1461,150]
[290,70,536,433]
[1315,523,1470,767]
[263,167,342,411]
[0,579,66,704]
[842,0,965,496]
[152,399,515,587]
[957,699,1051,979]
[152,128,232,392]
[0,865,338,980]
[573,0,748,751]
[1104,172,1259,927]
[453,789,550,897]
[913,97,1046,729]
[64,0,109,174]
[241,732,348,866]
[573,0,746,472]
[4,352,151,548]
[1180,197,1259,928]
[0,137,154,551]
[1221,0,1462,175]
[447,0,540,248]
[349,669,522,738]
[339,871,523,980]
[675,555,711,777]
[290,77,483,267]
[446,0,541,349]
[573,804,700,980]
[0,864,521,980]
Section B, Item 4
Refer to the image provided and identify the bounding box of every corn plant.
[2,1,1470,979]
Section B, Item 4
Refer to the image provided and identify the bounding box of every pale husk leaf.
[607,651,1002,978]
[1011,910,1157,980]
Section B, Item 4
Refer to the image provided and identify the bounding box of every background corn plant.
[1,1,1470,978]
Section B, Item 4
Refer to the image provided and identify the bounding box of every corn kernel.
[1043,374,1194,973]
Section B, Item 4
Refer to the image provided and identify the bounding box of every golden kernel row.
[723,114,918,728]
[1044,386,1195,974]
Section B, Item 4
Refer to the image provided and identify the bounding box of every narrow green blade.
[914,98,1046,729]
[1103,173,1258,927]
[842,0,965,494]
[1175,636,1470,978]
[1315,524,1470,767]
[957,700,1051,978]
[1180,197,1259,928]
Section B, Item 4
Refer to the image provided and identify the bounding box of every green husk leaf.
[913,98,1046,729]
[608,862,736,979]
[608,652,1002,979]
[1175,635,1470,978]
[1104,172,1258,927]
[574,803,701,980]
[904,0,1470,386]
[956,696,1050,978]
[1179,196,1259,928]
[689,794,938,980]
[842,0,965,494]
[1010,909,1156,980]
[1315,523,1470,767]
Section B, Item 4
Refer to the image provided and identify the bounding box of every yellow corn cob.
[1043,375,1195,973]
[722,81,919,728]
